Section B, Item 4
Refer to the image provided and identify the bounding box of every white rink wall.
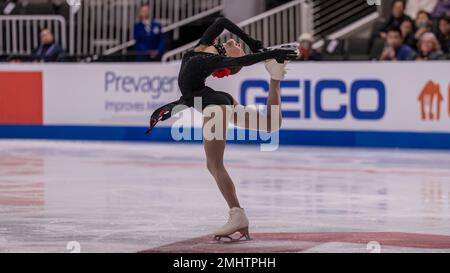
[0,62,449,149]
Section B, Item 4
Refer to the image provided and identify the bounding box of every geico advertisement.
[0,62,449,131]
[209,62,450,132]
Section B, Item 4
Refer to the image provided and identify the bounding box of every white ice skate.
[264,43,299,80]
[264,58,289,81]
[213,207,250,242]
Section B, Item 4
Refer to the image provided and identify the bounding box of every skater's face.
[223,39,245,58]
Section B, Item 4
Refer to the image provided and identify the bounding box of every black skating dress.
[146,18,296,134]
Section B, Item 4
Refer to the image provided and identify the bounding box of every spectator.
[405,0,438,18]
[414,10,433,40]
[400,17,417,49]
[378,0,412,39]
[432,0,450,19]
[295,33,321,61]
[31,29,64,62]
[379,27,417,61]
[436,15,450,54]
[416,32,446,60]
[133,5,166,62]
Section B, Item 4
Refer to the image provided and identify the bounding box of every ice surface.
[0,140,449,253]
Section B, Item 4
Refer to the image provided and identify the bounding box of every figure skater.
[147,17,298,241]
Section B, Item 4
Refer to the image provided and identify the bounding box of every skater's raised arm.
[198,17,262,52]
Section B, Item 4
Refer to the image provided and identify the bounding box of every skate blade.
[212,233,252,244]
[266,42,300,51]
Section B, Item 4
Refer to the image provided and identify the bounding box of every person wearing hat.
[295,33,322,61]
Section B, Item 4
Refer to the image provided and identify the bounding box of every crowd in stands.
[1,0,449,62]
[372,0,449,61]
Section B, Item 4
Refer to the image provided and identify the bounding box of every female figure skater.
[147,17,298,241]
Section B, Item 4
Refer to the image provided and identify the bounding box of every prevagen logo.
[104,71,178,99]
[241,79,386,120]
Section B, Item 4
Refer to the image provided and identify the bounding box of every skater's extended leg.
[231,60,287,132]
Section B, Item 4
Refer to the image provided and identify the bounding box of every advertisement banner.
[0,62,449,147]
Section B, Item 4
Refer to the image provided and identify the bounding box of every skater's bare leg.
[203,106,240,209]
[266,78,282,131]
[232,64,284,131]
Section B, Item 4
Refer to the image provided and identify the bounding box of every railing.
[68,0,223,56]
[162,0,313,62]
[102,1,223,56]
[311,0,377,38]
[0,15,66,55]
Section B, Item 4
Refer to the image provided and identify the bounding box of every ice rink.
[0,140,449,253]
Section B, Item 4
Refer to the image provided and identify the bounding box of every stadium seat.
[345,38,371,61]
[369,38,385,61]
[22,3,56,15]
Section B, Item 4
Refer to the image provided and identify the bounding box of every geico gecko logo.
[0,71,43,125]
[240,79,386,120]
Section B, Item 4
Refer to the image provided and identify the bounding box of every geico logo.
[104,71,178,99]
[241,79,386,120]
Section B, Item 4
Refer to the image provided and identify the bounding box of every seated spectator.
[379,27,417,61]
[378,0,412,39]
[405,0,438,18]
[414,10,433,40]
[31,29,64,62]
[295,33,322,61]
[416,32,446,60]
[400,17,417,49]
[432,0,450,19]
[436,15,450,54]
[134,5,166,62]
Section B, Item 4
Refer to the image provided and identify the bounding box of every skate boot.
[264,58,289,81]
[214,207,250,242]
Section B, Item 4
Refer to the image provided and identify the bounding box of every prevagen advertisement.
[2,63,181,126]
[43,63,181,126]
[0,62,449,148]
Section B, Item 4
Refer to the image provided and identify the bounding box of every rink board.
[0,62,449,149]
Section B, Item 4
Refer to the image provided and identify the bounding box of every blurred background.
[1,0,448,63]
[1,1,450,254]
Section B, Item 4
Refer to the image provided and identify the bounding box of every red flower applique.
[212,68,232,78]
